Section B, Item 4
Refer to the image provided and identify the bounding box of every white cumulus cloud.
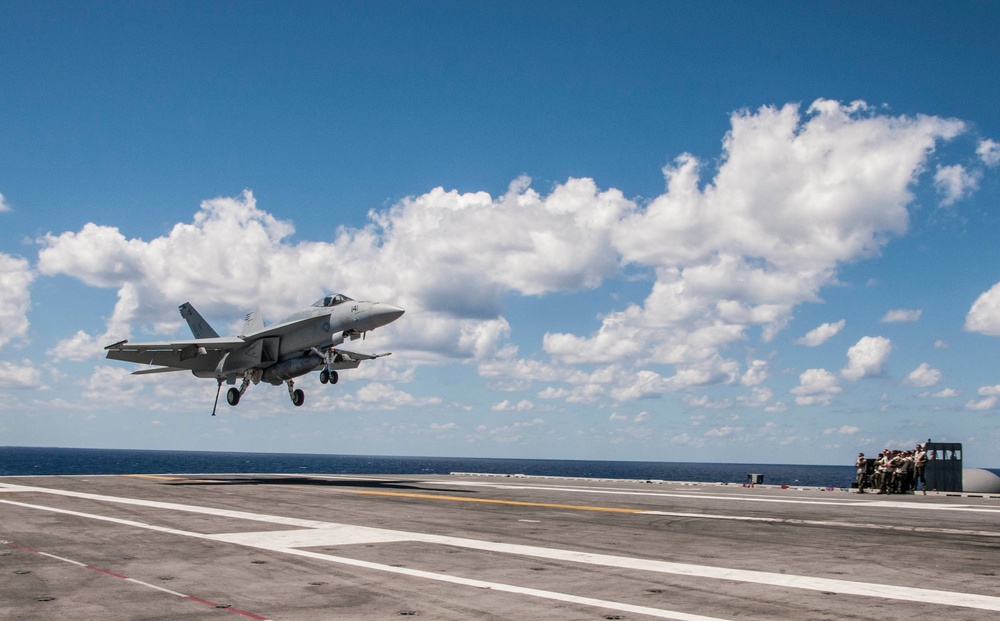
[824,425,860,435]
[965,282,1000,336]
[82,366,144,404]
[739,386,773,408]
[880,309,921,323]
[47,330,108,362]
[549,100,962,382]
[0,359,43,388]
[0,192,10,213]
[33,99,974,410]
[491,399,535,412]
[964,385,1000,411]
[978,138,1000,167]
[921,388,958,399]
[704,425,742,437]
[905,363,941,388]
[841,336,892,380]
[796,320,845,347]
[790,368,842,406]
[341,382,442,410]
[934,164,980,206]
[966,396,997,411]
[0,254,34,349]
[740,360,769,386]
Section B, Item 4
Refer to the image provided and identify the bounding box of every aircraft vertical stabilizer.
[242,308,265,336]
[179,302,220,339]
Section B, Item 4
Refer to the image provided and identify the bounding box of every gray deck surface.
[3,473,999,620]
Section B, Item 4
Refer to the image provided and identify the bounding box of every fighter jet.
[104,294,404,414]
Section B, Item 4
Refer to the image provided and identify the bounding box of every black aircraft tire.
[227,387,240,406]
[292,389,305,407]
[319,370,329,384]
[330,371,339,385]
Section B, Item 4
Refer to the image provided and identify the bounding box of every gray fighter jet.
[104,294,404,414]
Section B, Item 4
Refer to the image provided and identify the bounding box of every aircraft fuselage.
[190,299,404,380]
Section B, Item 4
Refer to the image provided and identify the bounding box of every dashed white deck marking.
[3,539,271,619]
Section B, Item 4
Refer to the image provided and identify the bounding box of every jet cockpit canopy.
[312,293,355,308]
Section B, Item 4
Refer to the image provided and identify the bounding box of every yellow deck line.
[352,490,643,513]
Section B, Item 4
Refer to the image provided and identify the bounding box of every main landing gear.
[212,366,335,415]
[287,380,305,407]
[226,372,252,407]
[216,378,304,412]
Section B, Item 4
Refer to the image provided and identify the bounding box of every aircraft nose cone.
[374,303,405,325]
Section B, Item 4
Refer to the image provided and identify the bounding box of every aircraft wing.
[131,366,190,375]
[105,314,333,375]
[105,336,246,371]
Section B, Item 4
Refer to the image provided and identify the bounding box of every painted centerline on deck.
[352,488,1000,538]
[351,489,645,513]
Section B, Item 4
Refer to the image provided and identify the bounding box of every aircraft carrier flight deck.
[3,472,1000,620]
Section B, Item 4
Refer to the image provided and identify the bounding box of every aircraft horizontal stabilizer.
[336,349,391,361]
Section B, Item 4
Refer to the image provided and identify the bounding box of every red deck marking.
[225,609,269,620]
[5,541,271,620]
[184,597,268,619]
[85,565,128,579]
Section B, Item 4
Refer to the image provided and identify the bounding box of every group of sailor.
[855,445,928,494]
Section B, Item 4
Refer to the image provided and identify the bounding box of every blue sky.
[3,2,1000,466]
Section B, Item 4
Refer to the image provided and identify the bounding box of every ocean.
[1,446,866,487]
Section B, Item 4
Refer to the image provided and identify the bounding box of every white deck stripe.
[4,482,1000,613]
[1,498,726,621]
[444,481,1000,513]
[639,510,1000,537]
[262,546,729,621]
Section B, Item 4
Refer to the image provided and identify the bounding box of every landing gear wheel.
[329,370,339,385]
[226,387,241,406]
[292,389,305,407]
[320,369,329,384]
